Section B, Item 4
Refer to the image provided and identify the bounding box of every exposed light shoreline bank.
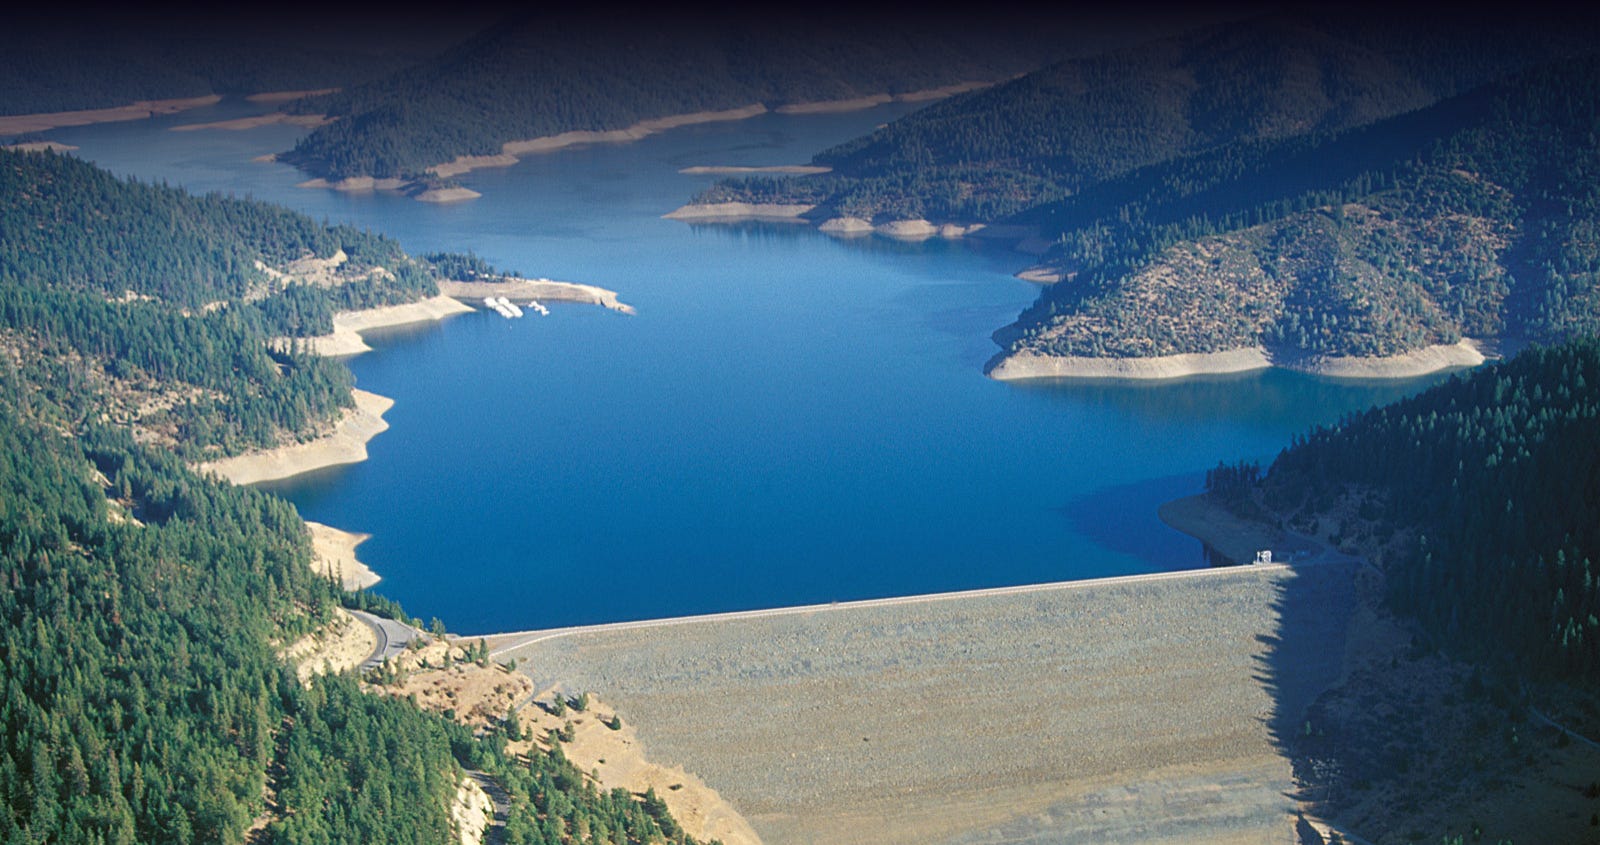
[195,388,394,485]
[677,164,832,176]
[1284,338,1487,378]
[0,95,222,136]
[3,140,79,153]
[0,88,337,137]
[285,280,632,358]
[295,82,990,201]
[986,339,1486,382]
[663,206,991,241]
[244,88,339,104]
[663,202,816,222]
[171,112,331,132]
[431,104,771,180]
[216,279,629,484]
[290,293,476,357]
[437,278,636,315]
[306,521,380,589]
[987,347,1274,380]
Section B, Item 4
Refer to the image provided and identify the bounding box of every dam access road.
[489,561,1364,845]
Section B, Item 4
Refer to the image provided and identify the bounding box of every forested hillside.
[0,14,436,119]
[281,10,1150,182]
[988,53,1600,364]
[0,147,706,842]
[696,13,1596,223]
[0,378,707,844]
[0,148,455,457]
[1237,338,1600,681]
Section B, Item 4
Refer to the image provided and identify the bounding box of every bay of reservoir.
[53,99,1447,632]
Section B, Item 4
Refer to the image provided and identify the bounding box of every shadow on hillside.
[1257,557,1600,844]
[1254,560,1363,838]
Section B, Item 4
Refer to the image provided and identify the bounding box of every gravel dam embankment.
[493,562,1359,845]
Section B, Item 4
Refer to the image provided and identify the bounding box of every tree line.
[0,149,506,457]
[994,52,1600,362]
[701,13,1597,224]
[281,11,1093,181]
[0,150,709,841]
[1239,338,1600,682]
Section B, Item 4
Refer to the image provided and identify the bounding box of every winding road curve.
[349,609,420,672]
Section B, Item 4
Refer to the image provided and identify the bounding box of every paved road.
[349,609,419,672]
[465,770,509,845]
[1530,706,1600,751]
[487,562,1304,658]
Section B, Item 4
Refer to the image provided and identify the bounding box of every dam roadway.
[490,561,1363,845]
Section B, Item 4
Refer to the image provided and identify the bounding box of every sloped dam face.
[495,562,1359,845]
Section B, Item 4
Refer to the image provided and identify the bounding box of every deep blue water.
[51,99,1450,633]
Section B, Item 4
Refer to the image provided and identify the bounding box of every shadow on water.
[1013,366,1451,429]
[1059,473,1211,570]
[255,463,358,506]
[1070,480,1377,836]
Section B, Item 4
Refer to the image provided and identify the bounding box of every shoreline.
[662,202,815,222]
[0,88,334,137]
[306,521,380,589]
[295,174,410,192]
[295,81,991,202]
[245,88,339,104]
[414,186,482,203]
[171,112,331,133]
[1156,493,1320,565]
[678,164,832,176]
[987,339,1486,382]
[1015,265,1065,284]
[666,207,991,241]
[3,140,79,153]
[1279,337,1485,378]
[287,280,631,359]
[290,293,476,357]
[0,94,223,136]
[987,347,1273,381]
[772,80,991,114]
[194,388,393,485]
[663,206,990,241]
[437,278,636,314]
[426,103,771,183]
[247,280,626,481]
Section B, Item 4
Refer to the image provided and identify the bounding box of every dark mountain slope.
[987,53,1600,368]
[695,12,1599,223]
[282,9,1184,182]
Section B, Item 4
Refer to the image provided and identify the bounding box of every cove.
[54,98,1450,633]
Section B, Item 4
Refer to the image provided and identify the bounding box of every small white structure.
[484,296,523,318]
[1253,549,1273,565]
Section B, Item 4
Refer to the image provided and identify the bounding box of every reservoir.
[55,98,1446,632]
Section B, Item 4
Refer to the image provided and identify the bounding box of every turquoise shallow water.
[52,99,1449,633]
